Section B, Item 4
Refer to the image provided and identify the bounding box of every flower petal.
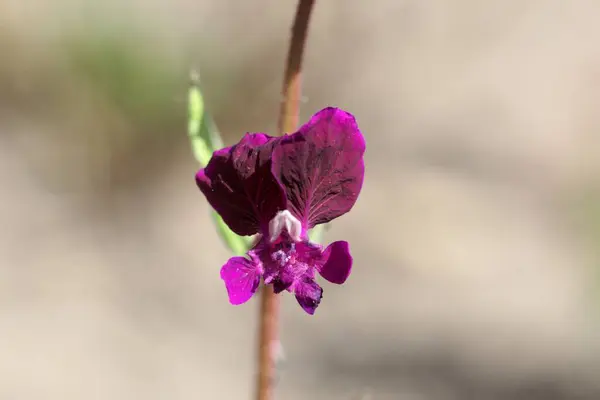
[319,240,353,284]
[271,107,365,228]
[293,278,323,315]
[272,273,294,294]
[196,133,286,236]
[220,256,262,305]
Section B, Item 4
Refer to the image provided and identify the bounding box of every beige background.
[1,1,600,399]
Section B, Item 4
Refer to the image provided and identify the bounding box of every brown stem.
[255,1,315,400]
[278,0,315,135]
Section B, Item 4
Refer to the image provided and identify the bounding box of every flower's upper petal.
[271,107,365,229]
[196,133,286,236]
[220,256,262,305]
[293,277,323,315]
[318,240,353,284]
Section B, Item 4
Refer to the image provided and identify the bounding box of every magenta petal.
[294,278,323,315]
[319,240,353,284]
[271,108,366,228]
[196,133,286,236]
[220,256,262,305]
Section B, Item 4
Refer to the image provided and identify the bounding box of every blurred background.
[1,0,600,399]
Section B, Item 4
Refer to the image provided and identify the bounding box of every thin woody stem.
[255,1,315,400]
[278,0,315,135]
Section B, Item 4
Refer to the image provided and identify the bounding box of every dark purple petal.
[220,256,262,305]
[318,240,353,284]
[293,277,323,315]
[196,133,286,236]
[272,273,294,294]
[271,108,366,229]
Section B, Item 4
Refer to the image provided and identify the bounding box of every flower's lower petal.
[264,256,294,294]
[294,278,323,315]
[220,256,262,305]
[295,241,324,264]
[272,275,294,294]
[319,240,353,284]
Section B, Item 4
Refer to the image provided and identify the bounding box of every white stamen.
[268,210,303,243]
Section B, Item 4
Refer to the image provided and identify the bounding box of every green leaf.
[188,71,251,254]
[308,224,329,244]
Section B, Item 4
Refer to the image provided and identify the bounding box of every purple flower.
[196,107,365,314]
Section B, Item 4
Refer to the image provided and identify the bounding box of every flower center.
[272,243,297,268]
[270,242,310,283]
[268,210,302,243]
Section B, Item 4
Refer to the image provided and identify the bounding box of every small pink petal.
[220,257,262,305]
[319,240,352,284]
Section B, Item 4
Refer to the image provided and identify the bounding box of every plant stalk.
[255,1,315,399]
